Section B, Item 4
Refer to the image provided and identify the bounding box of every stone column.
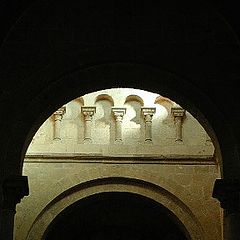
[0,176,29,240]
[112,108,126,143]
[81,107,96,143]
[171,107,185,141]
[212,179,240,240]
[53,106,66,140]
[141,107,156,143]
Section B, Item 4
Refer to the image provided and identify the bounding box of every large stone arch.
[25,177,205,240]
[1,1,240,240]
[2,63,231,178]
[0,0,239,181]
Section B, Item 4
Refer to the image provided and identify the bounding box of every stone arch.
[95,94,114,106]
[15,64,226,174]
[94,93,114,124]
[124,94,144,127]
[75,96,84,106]
[125,95,144,106]
[154,95,174,115]
[44,191,189,239]
[26,177,205,240]
[2,0,239,180]
[1,1,240,239]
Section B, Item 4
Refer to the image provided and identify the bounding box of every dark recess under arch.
[44,192,189,240]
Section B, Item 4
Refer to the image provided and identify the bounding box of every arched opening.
[1,1,240,240]
[17,64,227,176]
[15,87,221,240]
[44,192,189,240]
[24,177,205,240]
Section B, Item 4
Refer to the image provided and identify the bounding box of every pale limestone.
[15,88,221,240]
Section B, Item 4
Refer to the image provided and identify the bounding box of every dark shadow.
[44,192,189,240]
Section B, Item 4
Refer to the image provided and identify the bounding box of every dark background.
[45,192,187,240]
[0,1,240,47]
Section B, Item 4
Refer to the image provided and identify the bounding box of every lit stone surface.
[15,88,221,240]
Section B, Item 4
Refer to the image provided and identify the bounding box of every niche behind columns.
[124,95,144,144]
[153,96,175,145]
[94,94,114,144]
[59,97,85,142]
[74,97,85,143]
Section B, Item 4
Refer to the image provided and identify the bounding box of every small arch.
[124,94,144,125]
[16,63,225,176]
[95,94,114,106]
[154,96,174,112]
[125,95,144,106]
[75,96,84,106]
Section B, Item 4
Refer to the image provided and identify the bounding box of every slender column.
[141,107,156,143]
[0,176,29,240]
[53,106,66,140]
[81,107,96,143]
[171,107,185,141]
[212,179,240,240]
[112,108,126,143]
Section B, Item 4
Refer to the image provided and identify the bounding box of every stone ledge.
[25,153,216,165]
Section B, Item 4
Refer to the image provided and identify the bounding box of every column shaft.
[81,107,96,143]
[171,108,185,142]
[54,116,61,140]
[115,117,123,142]
[84,115,93,142]
[112,108,126,143]
[175,116,183,141]
[145,115,153,142]
[141,108,156,143]
[53,107,66,140]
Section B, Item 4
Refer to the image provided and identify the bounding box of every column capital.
[141,107,156,116]
[54,106,66,121]
[2,176,29,211]
[54,106,66,116]
[81,106,96,116]
[171,107,185,118]
[112,107,126,118]
[212,179,240,214]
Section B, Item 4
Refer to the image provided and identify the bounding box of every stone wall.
[14,88,222,240]
[29,88,212,148]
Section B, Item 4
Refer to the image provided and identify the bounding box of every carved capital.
[141,107,156,122]
[2,176,29,211]
[171,107,185,118]
[54,106,66,121]
[112,108,126,121]
[81,107,96,120]
[212,179,240,214]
